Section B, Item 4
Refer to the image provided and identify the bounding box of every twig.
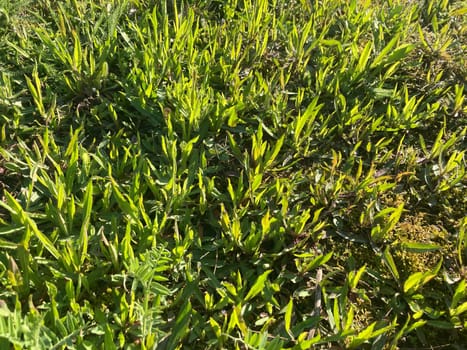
[307,267,323,340]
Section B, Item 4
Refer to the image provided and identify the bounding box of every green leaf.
[382,246,400,282]
[265,134,285,169]
[244,270,272,301]
[400,242,441,253]
[0,238,17,249]
[384,44,415,66]
[452,301,467,317]
[151,281,171,296]
[110,177,140,225]
[370,34,400,69]
[333,298,341,332]
[404,271,431,294]
[451,280,466,309]
[403,259,442,295]
[298,252,333,273]
[72,31,82,73]
[79,180,93,265]
[426,320,455,329]
[261,210,271,234]
[104,323,117,350]
[2,192,61,260]
[356,41,372,74]
[167,300,192,348]
[349,265,366,290]
[209,317,222,338]
[284,298,294,338]
[349,322,394,348]
[405,319,427,333]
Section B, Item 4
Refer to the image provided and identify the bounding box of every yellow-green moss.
[390,213,450,278]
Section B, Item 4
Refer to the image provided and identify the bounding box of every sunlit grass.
[0,0,466,348]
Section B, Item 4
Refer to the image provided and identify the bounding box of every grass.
[0,0,466,348]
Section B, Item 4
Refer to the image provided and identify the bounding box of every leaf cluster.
[0,0,466,348]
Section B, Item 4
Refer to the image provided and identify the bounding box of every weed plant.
[0,0,466,348]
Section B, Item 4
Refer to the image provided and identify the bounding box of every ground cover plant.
[0,0,466,348]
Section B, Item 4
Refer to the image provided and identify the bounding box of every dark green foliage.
[0,0,466,348]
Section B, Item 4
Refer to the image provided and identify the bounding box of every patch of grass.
[1,0,466,348]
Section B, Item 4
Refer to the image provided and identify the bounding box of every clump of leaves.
[0,0,466,349]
